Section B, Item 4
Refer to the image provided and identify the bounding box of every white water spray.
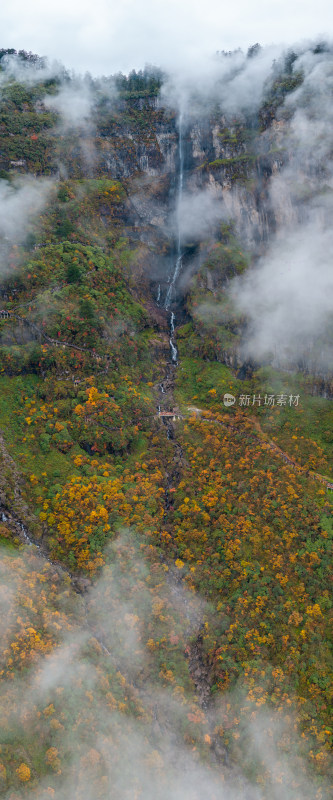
[165,113,184,312]
[165,113,184,364]
[169,311,178,363]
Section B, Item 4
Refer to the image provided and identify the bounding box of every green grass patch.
[175,355,248,411]
[254,368,333,475]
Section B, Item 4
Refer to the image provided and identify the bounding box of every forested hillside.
[0,46,331,799]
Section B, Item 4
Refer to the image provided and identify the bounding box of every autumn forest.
[0,45,331,799]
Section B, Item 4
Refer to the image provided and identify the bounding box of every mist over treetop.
[0,29,331,800]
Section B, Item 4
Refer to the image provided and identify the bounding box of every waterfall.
[165,113,184,364]
[165,113,184,311]
[156,284,161,304]
[169,311,178,363]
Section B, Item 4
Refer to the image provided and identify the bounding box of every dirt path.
[250,416,333,489]
[190,406,333,491]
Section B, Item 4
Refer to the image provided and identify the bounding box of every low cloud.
[0,535,331,799]
[0,176,54,275]
[44,79,95,130]
[161,45,284,117]
[178,188,224,242]
[227,45,333,371]
[0,51,67,85]
[0,177,53,242]
[230,219,333,367]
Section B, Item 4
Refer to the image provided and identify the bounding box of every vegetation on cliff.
[0,52,331,798]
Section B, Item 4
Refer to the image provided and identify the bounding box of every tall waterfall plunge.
[165,113,184,363]
[165,113,184,311]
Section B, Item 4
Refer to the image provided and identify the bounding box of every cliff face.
[118,99,332,384]
[94,100,280,251]
[1,62,332,383]
[0,77,295,263]
[93,98,302,295]
[0,57,332,800]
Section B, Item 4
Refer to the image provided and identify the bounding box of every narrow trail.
[0,428,90,592]
[0,311,111,367]
[251,416,333,488]
[191,407,333,490]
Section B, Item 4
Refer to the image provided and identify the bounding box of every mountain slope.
[0,48,331,798]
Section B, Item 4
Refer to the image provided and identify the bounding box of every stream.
[0,109,215,714]
[164,111,184,365]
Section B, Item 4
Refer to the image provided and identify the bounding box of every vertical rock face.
[95,98,294,257]
[0,59,330,381]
